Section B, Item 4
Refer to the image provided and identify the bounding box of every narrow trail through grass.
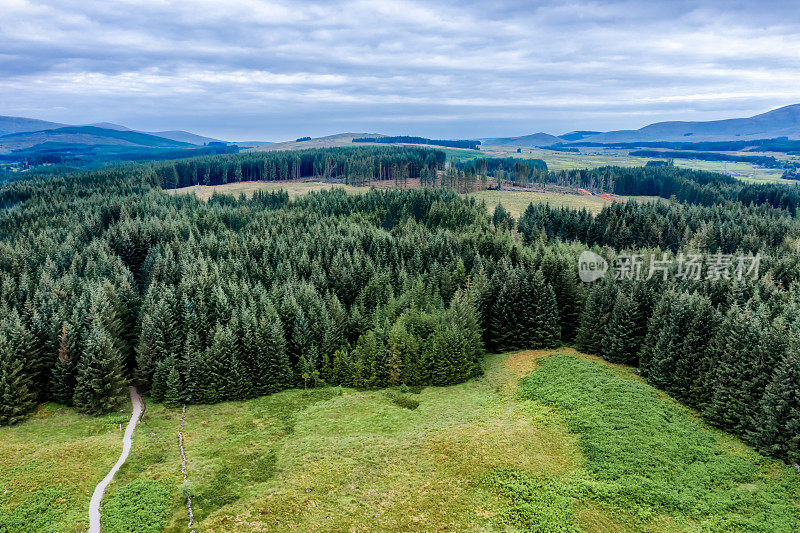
[89,387,144,532]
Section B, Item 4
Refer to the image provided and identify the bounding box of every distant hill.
[0,115,227,146]
[149,130,224,145]
[559,130,601,141]
[0,116,66,136]
[0,126,194,154]
[252,133,385,151]
[577,104,800,143]
[481,132,564,147]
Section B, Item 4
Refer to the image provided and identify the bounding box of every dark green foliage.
[492,203,514,231]
[601,291,640,364]
[100,480,169,533]
[163,363,182,408]
[3,146,800,466]
[0,336,37,425]
[522,354,800,529]
[751,353,800,463]
[72,318,128,414]
[703,306,762,432]
[575,280,616,355]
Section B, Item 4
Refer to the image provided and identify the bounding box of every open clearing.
[478,145,791,183]
[169,180,658,217]
[2,348,798,532]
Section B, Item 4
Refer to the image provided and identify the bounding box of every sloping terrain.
[0,116,66,136]
[0,126,193,153]
[577,103,800,142]
[481,132,564,147]
[2,349,797,532]
[251,132,385,151]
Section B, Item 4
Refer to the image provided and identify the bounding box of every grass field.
[167,180,371,201]
[479,145,791,183]
[2,349,798,532]
[0,404,133,532]
[170,180,660,219]
[467,189,663,218]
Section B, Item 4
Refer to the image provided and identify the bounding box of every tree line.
[151,146,445,189]
[352,136,481,150]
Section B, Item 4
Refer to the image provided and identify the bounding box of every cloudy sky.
[2,0,800,141]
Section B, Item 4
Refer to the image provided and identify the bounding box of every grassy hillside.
[2,349,797,532]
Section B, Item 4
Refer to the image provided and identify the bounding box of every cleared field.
[468,189,663,218]
[3,349,798,532]
[470,189,611,217]
[167,180,370,201]
[170,181,659,220]
[481,145,791,183]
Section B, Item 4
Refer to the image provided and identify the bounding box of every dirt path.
[88,386,144,533]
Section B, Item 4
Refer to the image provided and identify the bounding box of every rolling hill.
[0,115,226,147]
[478,103,800,146]
[480,132,563,147]
[0,126,194,154]
[576,103,800,143]
[0,116,66,136]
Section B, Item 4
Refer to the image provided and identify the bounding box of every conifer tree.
[602,291,640,364]
[259,312,292,394]
[2,311,39,398]
[674,294,715,406]
[331,348,354,387]
[637,290,674,373]
[576,281,617,355]
[0,337,36,425]
[750,352,800,463]
[647,293,691,392]
[527,270,560,349]
[149,356,170,403]
[73,319,127,415]
[181,330,202,403]
[51,323,77,405]
[703,306,761,431]
[163,361,182,408]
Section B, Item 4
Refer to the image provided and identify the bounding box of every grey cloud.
[1,0,799,140]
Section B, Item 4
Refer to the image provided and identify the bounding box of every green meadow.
[2,349,798,532]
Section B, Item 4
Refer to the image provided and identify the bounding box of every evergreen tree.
[704,306,761,431]
[601,291,640,364]
[51,323,77,405]
[257,312,292,394]
[331,348,354,387]
[750,352,800,463]
[73,319,127,415]
[527,270,560,349]
[638,290,674,373]
[163,361,182,408]
[0,337,37,425]
[576,281,617,355]
[674,294,716,406]
[149,356,170,402]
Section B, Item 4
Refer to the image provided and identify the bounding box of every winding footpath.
[88,386,144,533]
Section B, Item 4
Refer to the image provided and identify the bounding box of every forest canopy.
[1,145,799,466]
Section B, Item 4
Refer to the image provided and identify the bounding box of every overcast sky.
[2,0,800,141]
